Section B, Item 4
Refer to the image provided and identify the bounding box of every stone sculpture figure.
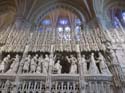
[88,53,99,74]
[66,55,77,74]
[98,52,111,75]
[49,54,56,74]
[7,54,20,73]
[109,49,118,64]
[81,55,87,74]
[54,60,62,74]
[30,54,38,73]
[0,55,10,73]
[43,54,50,74]
[49,54,56,67]
[23,55,31,73]
[36,55,43,73]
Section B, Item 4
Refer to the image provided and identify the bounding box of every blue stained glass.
[122,12,125,21]
[42,19,51,25]
[113,21,119,28]
[46,27,52,32]
[58,27,63,32]
[75,26,80,32]
[75,19,81,25]
[59,19,68,25]
[38,28,43,32]
[65,27,70,32]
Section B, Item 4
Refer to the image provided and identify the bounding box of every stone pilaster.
[12,74,20,93]
[45,45,54,93]
[76,44,87,93]
[0,46,3,62]
[104,43,124,93]
[96,14,112,30]
[79,62,87,93]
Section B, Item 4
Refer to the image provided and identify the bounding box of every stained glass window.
[58,27,63,32]
[59,18,69,25]
[38,28,43,32]
[113,21,119,28]
[75,19,81,25]
[75,26,81,41]
[65,26,70,32]
[42,19,51,25]
[122,12,125,21]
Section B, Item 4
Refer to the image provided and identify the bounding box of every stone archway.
[29,2,88,26]
[104,1,125,21]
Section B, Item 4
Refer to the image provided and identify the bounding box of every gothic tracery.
[0,0,125,93]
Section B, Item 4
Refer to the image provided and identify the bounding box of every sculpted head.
[45,54,48,58]
[35,54,38,58]
[15,54,19,58]
[57,60,60,63]
[91,53,94,56]
[7,54,10,58]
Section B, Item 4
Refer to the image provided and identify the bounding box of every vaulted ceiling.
[0,0,124,29]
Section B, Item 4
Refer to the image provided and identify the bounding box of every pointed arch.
[28,2,88,25]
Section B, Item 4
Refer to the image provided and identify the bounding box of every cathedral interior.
[0,0,125,93]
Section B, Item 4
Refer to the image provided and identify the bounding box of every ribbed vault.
[33,3,86,25]
[0,0,125,29]
[0,0,16,29]
[104,0,125,20]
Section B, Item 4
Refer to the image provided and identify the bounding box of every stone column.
[114,17,125,34]
[17,18,32,73]
[23,45,29,57]
[45,56,52,93]
[104,45,124,93]
[12,74,20,93]
[96,15,114,42]
[0,51,2,62]
[0,46,4,62]
[76,44,87,93]
[17,45,30,74]
[45,45,54,93]
[97,14,112,29]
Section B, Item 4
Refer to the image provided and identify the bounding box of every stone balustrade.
[0,73,112,93]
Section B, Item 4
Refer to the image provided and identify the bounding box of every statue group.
[0,52,111,75]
